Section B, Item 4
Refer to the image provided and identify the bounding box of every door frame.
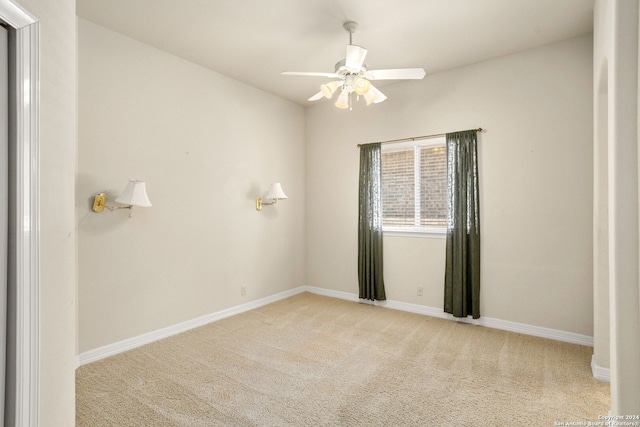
[0,1,40,426]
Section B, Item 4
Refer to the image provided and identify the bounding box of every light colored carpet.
[76,292,609,426]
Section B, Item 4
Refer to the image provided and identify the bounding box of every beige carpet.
[76,292,609,426]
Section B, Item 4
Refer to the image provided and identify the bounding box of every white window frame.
[381,137,447,239]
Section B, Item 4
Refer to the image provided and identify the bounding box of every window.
[381,136,447,237]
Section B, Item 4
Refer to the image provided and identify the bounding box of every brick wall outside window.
[381,149,415,226]
[420,146,447,227]
[381,140,447,229]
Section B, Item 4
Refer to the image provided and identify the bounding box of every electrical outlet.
[417,287,423,296]
[241,285,247,296]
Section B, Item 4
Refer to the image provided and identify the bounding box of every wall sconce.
[256,183,288,211]
[92,179,152,216]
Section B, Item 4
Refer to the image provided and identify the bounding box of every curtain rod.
[356,128,483,147]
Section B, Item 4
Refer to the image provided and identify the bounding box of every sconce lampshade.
[265,183,288,201]
[115,179,152,207]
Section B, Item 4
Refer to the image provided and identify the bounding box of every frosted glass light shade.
[363,90,378,105]
[321,81,341,99]
[335,90,349,109]
[371,86,388,104]
[265,183,288,201]
[354,77,371,95]
[115,179,152,207]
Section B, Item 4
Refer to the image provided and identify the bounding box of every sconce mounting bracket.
[92,193,107,213]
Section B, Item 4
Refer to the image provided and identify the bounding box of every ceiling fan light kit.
[282,21,426,110]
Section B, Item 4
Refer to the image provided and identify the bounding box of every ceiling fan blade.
[370,85,387,104]
[308,91,325,101]
[281,71,339,78]
[345,45,367,71]
[366,68,426,80]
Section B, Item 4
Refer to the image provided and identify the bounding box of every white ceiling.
[76,0,594,106]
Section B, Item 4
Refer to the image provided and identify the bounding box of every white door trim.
[0,1,40,426]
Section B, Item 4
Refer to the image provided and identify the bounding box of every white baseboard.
[302,286,595,347]
[591,354,611,382]
[78,285,595,368]
[77,287,306,366]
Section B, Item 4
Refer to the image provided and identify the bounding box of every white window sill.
[382,227,446,239]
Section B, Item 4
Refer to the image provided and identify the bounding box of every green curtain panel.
[444,130,481,318]
[358,143,386,301]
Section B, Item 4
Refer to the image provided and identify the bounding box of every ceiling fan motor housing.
[334,59,367,77]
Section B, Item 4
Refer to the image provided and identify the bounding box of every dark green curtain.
[444,130,480,318]
[358,143,386,301]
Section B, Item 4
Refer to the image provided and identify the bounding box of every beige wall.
[77,19,306,352]
[13,0,78,425]
[306,35,594,336]
[13,1,632,422]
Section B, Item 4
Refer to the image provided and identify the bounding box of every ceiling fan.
[282,21,426,109]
